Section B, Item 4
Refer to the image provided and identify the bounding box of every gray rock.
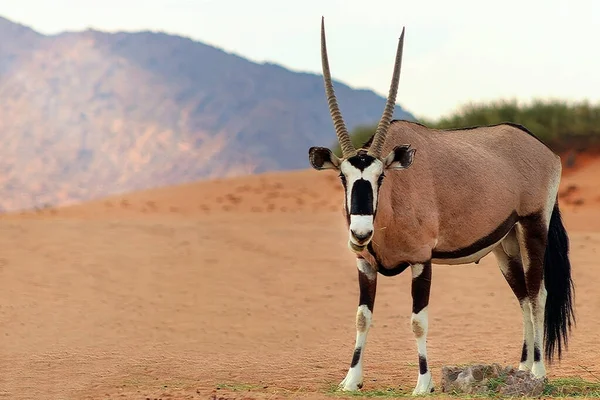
[441,364,546,396]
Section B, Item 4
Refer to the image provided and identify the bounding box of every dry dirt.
[1,160,600,400]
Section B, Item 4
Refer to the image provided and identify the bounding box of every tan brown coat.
[360,120,562,268]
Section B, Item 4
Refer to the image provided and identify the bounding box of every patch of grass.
[543,377,600,397]
[323,376,600,398]
[325,384,409,398]
[485,375,507,393]
[215,382,262,391]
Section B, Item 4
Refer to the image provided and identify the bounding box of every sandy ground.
[1,159,600,399]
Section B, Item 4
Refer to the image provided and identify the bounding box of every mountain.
[0,16,415,212]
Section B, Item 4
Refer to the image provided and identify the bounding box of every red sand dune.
[1,160,600,399]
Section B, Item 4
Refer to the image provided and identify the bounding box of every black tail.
[544,202,576,363]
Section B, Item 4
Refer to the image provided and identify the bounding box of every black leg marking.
[358,266,377,311]
[418,355,428,375]
[521,342,528,363]
[520,214,546,299]
[350,348,362,368]
[534,347,541,363]
[432,211,518,260]
[504,258,528,302]
[412,262,432,314]
[496,249,528,302]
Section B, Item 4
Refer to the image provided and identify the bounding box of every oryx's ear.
[383,144,416,170]
[308,146,342,170]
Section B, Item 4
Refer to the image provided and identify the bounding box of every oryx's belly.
[430,211,518,265]
[430,238,503,265]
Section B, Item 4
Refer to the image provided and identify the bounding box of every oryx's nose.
[351,229,373,244]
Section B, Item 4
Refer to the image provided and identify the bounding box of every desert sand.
[1,157,599,399]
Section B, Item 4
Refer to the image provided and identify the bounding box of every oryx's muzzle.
[348,215,374,252]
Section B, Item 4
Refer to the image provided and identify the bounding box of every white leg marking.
[411,306,434,395]
[357,257,376,281]
[530,287,548,378]
[339,305,372,391]
[411,263,424,279]
[519,300,535,371]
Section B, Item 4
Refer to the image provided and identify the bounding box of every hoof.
[531,363,547,380]
[339,373,363,391]
[412,373,435,396]
[412,386,434,396]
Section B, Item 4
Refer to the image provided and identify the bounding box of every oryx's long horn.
[321,17,356,158]
[368,27,405,158]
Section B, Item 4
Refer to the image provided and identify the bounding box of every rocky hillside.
[0,16,414,212]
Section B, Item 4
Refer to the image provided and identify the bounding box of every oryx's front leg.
[411,261,434,395]
[339,256,377,391]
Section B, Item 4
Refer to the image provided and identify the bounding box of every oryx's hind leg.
[339,256,377,391]
[515,214,550,379]
[410,261,434,395]
[492,228,534,371]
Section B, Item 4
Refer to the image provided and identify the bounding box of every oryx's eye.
[339,173,347,185]
[378,173,385,186]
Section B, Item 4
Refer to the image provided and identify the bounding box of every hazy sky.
[2,0,599,119]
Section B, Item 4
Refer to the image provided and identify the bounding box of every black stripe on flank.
[418,355,428,375]
[432,211,519,260]
[350,180,373,215]
[350,347,361,368]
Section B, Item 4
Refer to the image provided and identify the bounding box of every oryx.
[308,17,575,395]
